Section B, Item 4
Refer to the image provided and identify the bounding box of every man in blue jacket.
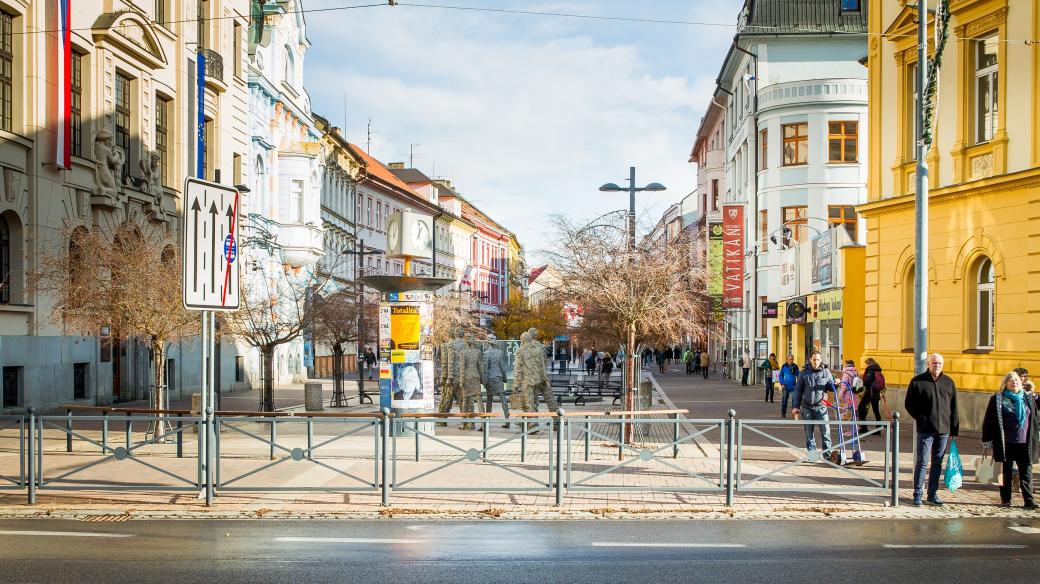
[792,350,836,456]
[778,355,800,418]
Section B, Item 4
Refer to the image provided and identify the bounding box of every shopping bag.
[974,451,1000,485]
[772,370,780,383]
[944,440,963,492]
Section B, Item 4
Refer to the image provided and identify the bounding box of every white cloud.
[302,0,735,254]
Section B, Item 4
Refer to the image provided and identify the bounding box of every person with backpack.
[779,355,800,417]
[859,357,885,433]
[683,347,694,375]
[760,353,778,402]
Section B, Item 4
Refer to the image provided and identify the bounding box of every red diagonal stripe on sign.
[221,191,239,307]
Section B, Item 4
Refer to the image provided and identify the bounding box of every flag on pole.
[56,0,72,169]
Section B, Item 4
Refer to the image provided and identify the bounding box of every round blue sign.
[223,235,237,263]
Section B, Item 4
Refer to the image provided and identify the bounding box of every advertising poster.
[722,205,744,308]
[708,223,723,295]
[811,231,833,290]
[390,305,421,350]
[779,248,798,298]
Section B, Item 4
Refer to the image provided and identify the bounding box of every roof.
[389,167,433,185]
[740,0,868,34]
[348,143,423,197]
[528,265,548,285]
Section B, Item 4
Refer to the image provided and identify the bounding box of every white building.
[713,0,867,375]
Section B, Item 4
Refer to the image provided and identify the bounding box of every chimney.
[434,178,452,189]
[389,162,406,169]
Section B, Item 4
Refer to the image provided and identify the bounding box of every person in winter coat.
[904,353,959,507]
[839,360,860,400]
[981,371,1039,509]
[699,350,710,379]
[683,347,694,375]
[858,358,884,432]
[792,351,836,455]
[741,353,752,386]
[655,349,666,374]
[760,353,778,402]
[778,355,800,418]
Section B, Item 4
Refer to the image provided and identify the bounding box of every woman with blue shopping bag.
[980,371,1039,509]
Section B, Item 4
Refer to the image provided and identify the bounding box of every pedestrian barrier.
[2,407,902,507]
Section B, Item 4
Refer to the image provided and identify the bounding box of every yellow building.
[860,0,1040,429]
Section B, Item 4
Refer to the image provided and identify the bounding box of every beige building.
[0,1,250,411]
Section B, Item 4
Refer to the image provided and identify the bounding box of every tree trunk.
[624,323,636,448]
[261,345,275,412]
[331,343,345,407]
[150,339,169,442]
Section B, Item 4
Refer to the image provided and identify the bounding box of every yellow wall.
[841,246,865,369]
[861,0,1040,402]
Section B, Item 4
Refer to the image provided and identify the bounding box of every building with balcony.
[0,0,252,412]
[860,0,1040,430]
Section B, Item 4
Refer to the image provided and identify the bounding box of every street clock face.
[412,220,430,250]
[387,214,402,254]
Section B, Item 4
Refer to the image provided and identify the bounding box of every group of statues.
[436,327,558,429]
[93,129,164,204]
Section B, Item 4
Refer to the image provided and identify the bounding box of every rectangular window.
[71,52,83,157]
[759,128,767,169]
[232,22,242,77]
[975,36,998,144]
[782,206,808,245]
[155,95,170,186]
[759,210,768,252]
[711,179,719,211]
[828,121,858,163]
[155,0,166,26]
[115,72,132,184]
[2,366,19,407]
[232,153,242,185]
[376,202,382,229]
[0,10,12,132]
[203,118,214,181]
[367,198,372,227]
[73,363,88,400]
[828,205,858,243]
[235,356,245,382]
[840,0,861,12]
[290,179,304,223]
[908,62,919,160]
[782,123,808,166]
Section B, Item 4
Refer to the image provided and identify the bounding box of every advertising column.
[378,291,436,412]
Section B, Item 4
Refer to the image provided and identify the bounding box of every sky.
[302,0,739,262]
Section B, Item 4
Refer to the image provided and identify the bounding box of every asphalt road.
[1,518,1038,583]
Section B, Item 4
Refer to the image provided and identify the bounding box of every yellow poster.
[390,305,421,350]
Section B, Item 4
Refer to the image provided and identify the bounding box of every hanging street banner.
[722,205,744,308]
[811,230,834,290]
[182,178,240,311]
[707,222,723,320]
[779,247,798,298]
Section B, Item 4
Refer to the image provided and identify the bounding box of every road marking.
[275,537,423,544]
[881,540,1027,544]
[0,530,132,538]
[591,542,747,548]
[1009,526,1040,534]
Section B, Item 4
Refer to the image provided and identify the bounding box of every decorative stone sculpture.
[436,328,468,423]
[482,334,510,425]
[92,129,123,197]
[139,150,163,204]
[459,334,484,430]
[512,331,557,413]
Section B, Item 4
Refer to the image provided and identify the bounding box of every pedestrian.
[792,350,836,457]
[981,371,1038,509]
[760,353,778,402]
[683,347,694,375]
[585,350,597,376]
[692,349,701,375]
[858,357,885,433]
[740,352,752,386]
[556,346,569,374]
[364,347,377,380]
[904,353,960,507]
[839,359,860,397]
[655,349,666,374]
[779,355,799,418]
[699,349,710,380]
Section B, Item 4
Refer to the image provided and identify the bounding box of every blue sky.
[302,1,739,260]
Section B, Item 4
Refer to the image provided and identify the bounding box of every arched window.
[255,155,266,213]
[976,258,995,348]
[0,215,9,304]
[282,45,295,86]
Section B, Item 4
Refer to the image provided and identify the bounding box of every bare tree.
[310,286,378,405]
[544,213,712,433]
[429,290,484,345]
[32,224,196,434]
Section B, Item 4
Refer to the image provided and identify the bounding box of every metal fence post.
[672,412,679,459]
[125,412,132,455]
[306,418,314,461]
[521,420,528,462]
[482,418,489,461]
[27,408,36,505]
[555,409,565,506]
[65,409,72,453]
[381,408,390,507]
[891,411,900,507]
[726,409,736,507]
[269,418,277,460]
[414,421,421,462]
[176,414,183,458]
[102,410,109,454]
[584,416,590,462]
[205,407,214,506]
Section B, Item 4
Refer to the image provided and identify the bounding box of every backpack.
[851,375,864,393]
[873,371,887,391]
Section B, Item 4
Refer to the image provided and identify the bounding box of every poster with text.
[721,205,745,308]
[390,305,421,350]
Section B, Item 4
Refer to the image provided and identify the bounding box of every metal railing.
[1,407,902,507]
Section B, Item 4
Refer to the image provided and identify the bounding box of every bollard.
[555,409,565,506]
[307,418,314,461]
[66,410,73,453]
[176,414,183,458]
[27,407,36,505]
[584,417,590,462]
[672,412,680,459]
[125,412,132,456]
[102,411,109,454]
[521,420,528,462]
[269,419,277,461]
[891,412,900,508]
[725,410,736,507]
[381,408,390,507]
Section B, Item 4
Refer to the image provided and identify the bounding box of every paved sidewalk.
[0,366,1033,520]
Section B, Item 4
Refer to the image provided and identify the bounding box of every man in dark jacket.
[858,358,884,432]
[792,350,836,456]
[904,353,959,507]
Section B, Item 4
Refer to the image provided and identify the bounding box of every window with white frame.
[289,179,304,223]
[975,36,998,144]
[908,62,919,160]
[976,258,995,348]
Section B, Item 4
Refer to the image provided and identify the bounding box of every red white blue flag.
[56,0,72,169]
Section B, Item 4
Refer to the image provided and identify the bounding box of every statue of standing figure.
[482,334,510,427]
[436,327,468,425]
[92,129,124,197]
[512,330,557,413]
[458,334,484,430]
[139,150,164,205]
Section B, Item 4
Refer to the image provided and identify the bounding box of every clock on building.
[385,210,433,259]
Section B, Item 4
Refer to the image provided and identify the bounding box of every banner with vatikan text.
[722,205,744,309]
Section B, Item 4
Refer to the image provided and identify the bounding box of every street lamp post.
[599,167,665,440]
[341,238,382,405]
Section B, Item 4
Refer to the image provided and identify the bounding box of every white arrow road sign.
[182,178,240,311]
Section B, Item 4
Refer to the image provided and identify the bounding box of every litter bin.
[304,382,324,412]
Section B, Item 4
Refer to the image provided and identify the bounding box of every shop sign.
[779,248,798,298]
[816,289,843,321]
[722,205,744,308]
[761,302,778,318]
[708,222,723,295]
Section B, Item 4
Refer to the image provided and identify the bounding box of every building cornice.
[858,166,1040,216]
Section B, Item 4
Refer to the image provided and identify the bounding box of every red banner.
[722,205,744,308]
